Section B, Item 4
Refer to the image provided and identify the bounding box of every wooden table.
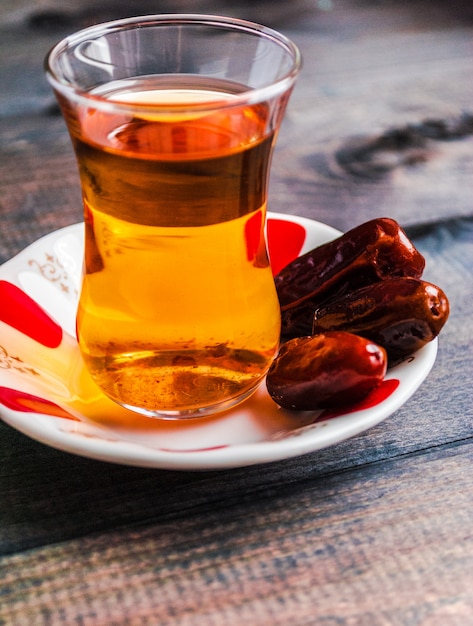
[1,1,472,624]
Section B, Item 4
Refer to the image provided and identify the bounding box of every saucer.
[0,213,437,470]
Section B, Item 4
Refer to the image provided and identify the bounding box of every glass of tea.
[45,14,301,418]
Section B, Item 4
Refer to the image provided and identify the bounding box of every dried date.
[312,277,450,365]
[275,217,425,338]
[266,331,387,410]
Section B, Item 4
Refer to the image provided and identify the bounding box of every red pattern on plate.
[0,386,79,420]
[267,219,306,275]
[316,378,400,422]
[157,445,229,453]
[0,280,63,348]
[245,211,263,263]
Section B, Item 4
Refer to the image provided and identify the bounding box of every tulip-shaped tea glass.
[45,14,301,417]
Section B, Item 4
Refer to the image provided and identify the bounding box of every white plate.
[0,213,437,470]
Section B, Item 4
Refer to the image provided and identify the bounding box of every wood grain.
[1,444,471,625]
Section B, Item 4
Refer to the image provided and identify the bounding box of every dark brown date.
[312,277,450,365]
[275,217,425,338]
[266,332,387,410]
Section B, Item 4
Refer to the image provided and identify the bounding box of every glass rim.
[44,13,302,114]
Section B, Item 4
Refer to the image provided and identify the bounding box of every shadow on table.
[1,418,389,555]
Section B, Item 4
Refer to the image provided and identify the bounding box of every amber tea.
[46,15,301,417]
[75,77,281,414]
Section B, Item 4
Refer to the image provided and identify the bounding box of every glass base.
[116,384,261,420]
